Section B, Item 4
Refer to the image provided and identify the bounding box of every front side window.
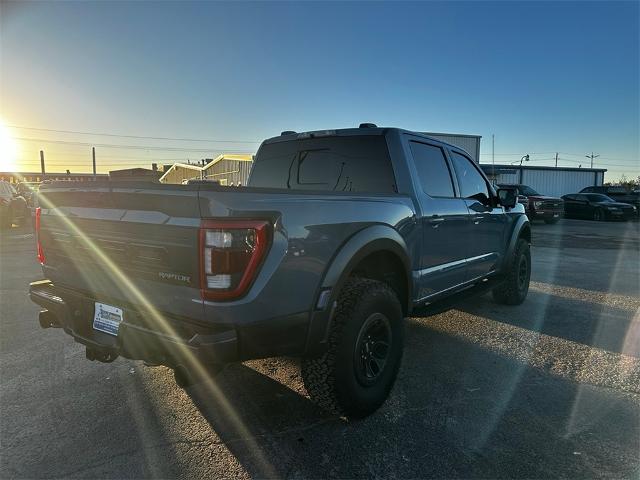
[588,194,613,202]
[409,141,455,197]
[450,152,490,200]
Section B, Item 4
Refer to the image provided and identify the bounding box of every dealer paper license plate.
[93,302,123,336]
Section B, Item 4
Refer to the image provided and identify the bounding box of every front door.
[407,140,470,300]
[449,150,507,281]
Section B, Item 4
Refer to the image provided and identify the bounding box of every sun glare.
[0,120,18,172]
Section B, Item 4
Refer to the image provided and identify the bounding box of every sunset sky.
[1,1,638,180]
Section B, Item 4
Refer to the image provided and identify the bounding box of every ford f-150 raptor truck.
[30,125,531,418]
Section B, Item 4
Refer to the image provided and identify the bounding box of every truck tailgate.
[37,182,205,322]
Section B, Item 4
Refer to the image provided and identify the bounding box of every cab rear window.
[249,136,396,193]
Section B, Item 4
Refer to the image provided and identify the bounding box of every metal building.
[423,132,481,163]
[159,155,254,185]
[481,164,607,197]
[202,154,253,185]
[158,163,203,184]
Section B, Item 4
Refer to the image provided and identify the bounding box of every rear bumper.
[29,280,309,366]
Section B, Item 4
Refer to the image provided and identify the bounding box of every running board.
[410,275,503,317]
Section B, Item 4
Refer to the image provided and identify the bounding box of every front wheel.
[302,278,404,418]
[593,209,605,221]
[492,238,531,305]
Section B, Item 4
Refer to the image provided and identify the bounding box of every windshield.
[518,185,540,196]
[250,136,396,193]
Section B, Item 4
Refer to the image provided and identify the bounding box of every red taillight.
[199,219,270,301]
[35,207,46,265]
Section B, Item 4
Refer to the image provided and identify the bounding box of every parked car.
[497,183,563,224]
[562,193,637,221]
[15,181,41,208]
[29,125,531,418]
[0,181,29,230]
[580,186,640,217]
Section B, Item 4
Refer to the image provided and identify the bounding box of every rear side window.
[450,152,490,200]
[409,141,455,197]
[249,136,396,193]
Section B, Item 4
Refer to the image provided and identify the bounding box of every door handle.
[473,215,485,225]
[428,217,445,228]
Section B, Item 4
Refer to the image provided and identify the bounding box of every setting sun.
[0,120,18,172]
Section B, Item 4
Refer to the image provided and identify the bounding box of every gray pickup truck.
[30,125,530,418]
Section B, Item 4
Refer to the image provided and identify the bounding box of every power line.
[8,125,261,144]
[12,136,252,153]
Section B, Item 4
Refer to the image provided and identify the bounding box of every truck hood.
[527,195,563,201]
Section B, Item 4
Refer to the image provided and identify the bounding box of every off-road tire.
[301,278,404,418]
[492,238,531,305]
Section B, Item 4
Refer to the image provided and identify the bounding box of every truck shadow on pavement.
[184,321,639,479]
[458,290,639,358]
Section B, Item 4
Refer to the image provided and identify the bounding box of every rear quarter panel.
[197,188,419,324]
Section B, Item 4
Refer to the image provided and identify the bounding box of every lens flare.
[0,119,18,171]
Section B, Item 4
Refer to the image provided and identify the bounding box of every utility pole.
[92,147,96,177]
[40,150,46,180]
[586,152,599,169]
[555,152,558,168]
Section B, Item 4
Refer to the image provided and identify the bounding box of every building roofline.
[480,163,607,173]
[202,154,253,170]
[0,171,108,177]
[158,163,203,182]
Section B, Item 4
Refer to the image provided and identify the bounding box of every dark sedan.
[561,193,637,221]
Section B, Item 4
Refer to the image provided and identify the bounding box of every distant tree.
[609,173,640,190]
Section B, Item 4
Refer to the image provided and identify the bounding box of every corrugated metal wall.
[486,166,605,197]
[203,159,253,185]
[423,133,481,163]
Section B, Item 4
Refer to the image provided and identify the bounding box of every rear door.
[407,139,470,299]
[448,150,507,281]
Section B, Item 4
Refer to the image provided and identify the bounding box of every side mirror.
[498,188,518,208]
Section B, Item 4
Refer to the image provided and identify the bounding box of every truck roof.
[262,126,467,153]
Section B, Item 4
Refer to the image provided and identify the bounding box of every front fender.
[500,214,531,272]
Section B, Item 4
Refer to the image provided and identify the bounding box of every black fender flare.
[304,224,412,356]
[501,215,531,272]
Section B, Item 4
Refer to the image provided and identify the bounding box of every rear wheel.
[302,278,404,418]
[492,238,531,305]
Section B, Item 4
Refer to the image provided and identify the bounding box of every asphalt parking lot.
[1,218,638,479]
